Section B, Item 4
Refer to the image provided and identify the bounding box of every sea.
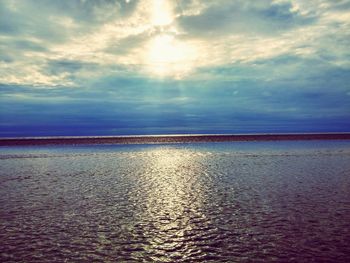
[1,140,350,262]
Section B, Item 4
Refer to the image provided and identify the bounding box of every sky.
[1,0,350,137]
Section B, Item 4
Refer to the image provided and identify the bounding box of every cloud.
[0,0,139,33]
[177,0,316,37]
[0,0,350,135]
[104,31,150,55]
[1,0,349,83]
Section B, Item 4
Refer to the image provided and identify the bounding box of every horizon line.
[1,132,350,146]
[1,131,350,140]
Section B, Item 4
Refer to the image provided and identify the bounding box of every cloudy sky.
[1,0,350,136]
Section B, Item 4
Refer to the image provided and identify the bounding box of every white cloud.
[0,0,349,84]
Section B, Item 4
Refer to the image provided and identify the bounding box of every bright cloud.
[1,0,349,82]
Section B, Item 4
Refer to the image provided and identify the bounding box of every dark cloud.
[32,0,139,23]
[104,32,149,55]
[326,0,350,10]
[1,56,350,136]
[0,39,48,54]
[0,3,66,42]
[0,0,139,42]
[177,0,316,37]
[45,59,97,76]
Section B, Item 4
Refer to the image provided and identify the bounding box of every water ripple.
[1,143,350,262]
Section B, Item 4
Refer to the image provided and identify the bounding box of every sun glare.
[151,0,173,26]
[145,0,198,78]
[145,34,197,78]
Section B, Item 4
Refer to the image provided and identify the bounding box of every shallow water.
[1,141,350,262]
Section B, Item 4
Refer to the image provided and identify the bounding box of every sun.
[143,0,198,78]
[145,34,197,78]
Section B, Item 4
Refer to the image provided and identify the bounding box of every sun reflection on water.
[131,147,210,259]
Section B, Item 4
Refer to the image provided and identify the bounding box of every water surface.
[1,141,350,262]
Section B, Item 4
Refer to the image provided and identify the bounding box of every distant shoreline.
[1,133,350,146]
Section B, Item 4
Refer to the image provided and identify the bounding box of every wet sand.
[1,133,350,146]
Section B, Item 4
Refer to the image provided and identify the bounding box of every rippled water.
[1,141,350,262]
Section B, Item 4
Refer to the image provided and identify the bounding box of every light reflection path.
[128,147,213,261]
